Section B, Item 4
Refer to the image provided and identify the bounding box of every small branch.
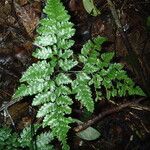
[129,112,150,133]
[107,0,122,28]
[0,98,21,112]
[106,0,134,55]
[4,108,16,128]
[130,104,150,112]
[0,66,18,78]
[74,98,146,133]
[106,0,147,90]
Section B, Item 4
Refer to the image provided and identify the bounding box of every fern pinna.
[13,0,145,149]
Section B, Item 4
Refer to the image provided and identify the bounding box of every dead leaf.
[13,1,39,38]
[69,0,84,12]
[18,0,28,6]
[6,15,16,25]
[32,1,42,14]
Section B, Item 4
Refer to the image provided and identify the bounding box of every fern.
[13,0,145,149]
[19,124,54,150]
[0,126,20,150]
[0,125,54,150]
[14,0,76,149]
[78,37,145,100]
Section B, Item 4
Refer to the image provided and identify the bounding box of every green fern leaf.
[55,85,71,96]
[73,82,94,112]
[32,47,53,59]
[35,34,57,47]
[19,124,40,148]
[56,95,73,105]
[76,72,91,81]
[101,52,115,63]
[92,74,103,88]
[61,49,73,59]
[36,132,54,150]
[59,59,78,71]
[83,63,99,73]
[81,36,107,56]
[32,91,56,106]
[14,80,52,98]
[0,127,20,149]
[79,55,87,63]
[20,61,54,83]
[57,39,75,50]
[129,86,146,96]
[55,73,72,85]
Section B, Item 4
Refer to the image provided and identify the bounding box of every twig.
[106,0,147,91]
[129,112,150,133]
[4,108,16,128]
[0,98,21,112]
[74,98,146,133]
[1,101,16,129]
[106,0,136,56]
[130,104,150,112]
[0,66,18,78]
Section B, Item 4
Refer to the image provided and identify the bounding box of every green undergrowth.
[0,125,54,150]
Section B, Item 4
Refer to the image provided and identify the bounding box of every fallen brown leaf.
[13,0,39,38]
[18,0,28,6]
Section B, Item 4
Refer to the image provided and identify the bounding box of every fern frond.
[32,91,56,106]
[79,36,146,100]
[20,61,54,82]
[19,124,40,148]
[55,73,72,85]
[13,0,145,149]
[72,72,94,112]
[59,59,78,71]
[36,132,54,150]
[0,126,20,149]
[14,80,52,98]
[14,1,77,149]
[19,125,54,149]
[44,0,70,22]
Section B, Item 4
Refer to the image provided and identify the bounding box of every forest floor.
[0,0,150,149]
